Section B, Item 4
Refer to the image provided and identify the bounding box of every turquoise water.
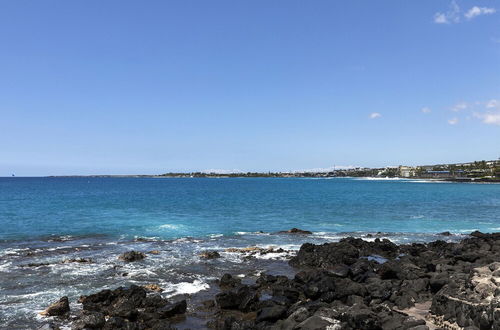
[1,177,499,328]
[1,177,499,241]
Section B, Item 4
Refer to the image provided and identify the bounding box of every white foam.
[163,279,209,297]
[159,224,181,230]
[459,229,478,233]
[253,251,294,260]
[0,261,12,271]
[234,231,269,236]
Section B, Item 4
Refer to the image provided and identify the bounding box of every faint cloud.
[486,99,499,109]
[464,6,496,20]
[369,112,382,119]
[452,102,467,112]
[434,0,461,24]
[492,37,500,43]
[474,111,500,125]
[421,107,432,114]
[448,118,459,125]
[434,2,495,24]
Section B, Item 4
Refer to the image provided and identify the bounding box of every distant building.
[425,170,451,178]
[399,166,415,178]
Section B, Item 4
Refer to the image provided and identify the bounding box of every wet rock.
[287,307,310,323]
[377,261,401,280]
[429,273,449,293]
[278,228,313,234]
[295,315,341,330]
[199,250,221,259]
[40,296,70,317]
[342,305,382,329]
[23,262,51,267]
[290,241,360,268]
[72,311,105,329]
[218,273,241,289]
[143,284,163,292]
[62,258,92,263]
[256,305,287,322]
[73,285,182,328]
[438,231,452,236]
[149,250,161,255]
[157,300,187,318]
[215,290,242,309]
[118,251,146,262]
[329,263,350,278]
[37,323,60,330]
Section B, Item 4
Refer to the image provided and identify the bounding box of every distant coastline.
[41,159,500,183]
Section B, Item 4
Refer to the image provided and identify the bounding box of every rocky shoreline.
[38,230,500,329]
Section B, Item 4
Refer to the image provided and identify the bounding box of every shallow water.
[0,177,499,328]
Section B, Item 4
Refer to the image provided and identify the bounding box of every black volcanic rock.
[41,296,70,317]
[199,250,221,259]
[278,228,313,234]
[118,250,146,262]
[74,285,184,329]
[206,231,500,329]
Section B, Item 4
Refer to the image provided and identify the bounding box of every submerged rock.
[279,227,313,234]
[62,258,92,264]
[40,296,70,317]
[118,250,146,262]
[199,250,221,259]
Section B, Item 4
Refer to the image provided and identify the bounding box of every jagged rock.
[199,250,221,259]
[290,241,360,268]
[157,300,187,318]
[256,305,287,322]
[62,258,92,263]
[429,273,449,293]
[295,315,341,329]
[118,251,146,262]
[329,263,350,278]
[37,323,60,330]
[279,228,313,234]
[72,285,184,328]
[218,273,242,289]
[215,290,242,309]
[40,296,70,317]
[71,311,105,329]
[430,262,500,329]
[143,284,163,292]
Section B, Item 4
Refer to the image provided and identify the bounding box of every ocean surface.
[1,177,499,328]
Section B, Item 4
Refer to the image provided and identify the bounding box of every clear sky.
[1,1,499,176]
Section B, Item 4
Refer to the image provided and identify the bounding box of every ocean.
[0,177,499,328]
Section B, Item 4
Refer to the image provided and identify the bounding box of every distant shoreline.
[4,175,498,183]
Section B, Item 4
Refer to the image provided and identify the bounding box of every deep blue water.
[1,177,500,328]
[1,177,499,241]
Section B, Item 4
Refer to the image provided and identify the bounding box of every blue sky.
[0,1,499,175]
